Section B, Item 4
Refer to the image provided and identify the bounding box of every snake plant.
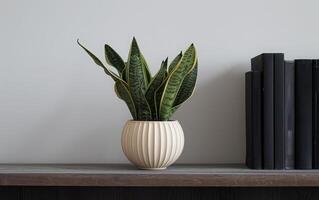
[78,38,198,121]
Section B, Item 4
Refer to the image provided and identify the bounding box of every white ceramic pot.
[121,120,184,170]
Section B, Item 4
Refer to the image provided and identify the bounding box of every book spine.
[295,60,313,169]
[313,63,319,168]
[245,72,253,169]
[274,54,285,169]
[245,71,263,169]
[284,61,295,169]
[251,54,274,169]
[251,71,263,169]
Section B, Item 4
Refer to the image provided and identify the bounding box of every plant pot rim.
[127,120,179,123]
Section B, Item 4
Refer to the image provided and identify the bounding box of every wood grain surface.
[0,164,319,187]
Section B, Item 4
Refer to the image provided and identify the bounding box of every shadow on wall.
[175,64,246,164]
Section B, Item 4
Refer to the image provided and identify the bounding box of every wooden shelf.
[0,164,319,187]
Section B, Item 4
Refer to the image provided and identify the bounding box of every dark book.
[251,54,274,169]
[245,72,253,168]
[245,71,263,169]
[313,61,319,169]
[284,61,295,169]
[274,54,285,169]
[295,59,313,169]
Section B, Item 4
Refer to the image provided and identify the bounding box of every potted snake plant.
[78,38,198,169]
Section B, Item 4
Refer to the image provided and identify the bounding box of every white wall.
[1,0,319,164]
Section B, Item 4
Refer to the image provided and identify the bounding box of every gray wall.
[1,0,319,163]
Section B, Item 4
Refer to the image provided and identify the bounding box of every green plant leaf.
[121,62,128,82]
[154,78,167,120]
[159,44,197,121]
[77,40,122,82]
[126,37,149,91]
[141,54,152,84]
[114,81,137,119]
[134,78,152,120]
[168,51,183,74]
[168,105,180,118]
[127,38,152,120]
[78,38,198,121]
[155,85,182,120]
[78,40,137,120]
[145,58,168,119]
[104,44,126,74]
[173,60,198,107]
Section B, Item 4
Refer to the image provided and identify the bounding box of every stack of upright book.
[246,53,319,169]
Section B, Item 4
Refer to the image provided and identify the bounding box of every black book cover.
[251,54,274,169]
[245,71,263,169]
[274,54,285,169]
[284,61,295,169]
[313,61,319,169]
[295,59,313,169]
[245,72,253,168]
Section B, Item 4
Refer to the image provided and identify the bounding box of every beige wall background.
[1,0,319,163]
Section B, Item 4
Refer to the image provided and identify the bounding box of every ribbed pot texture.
[121,120,184,170]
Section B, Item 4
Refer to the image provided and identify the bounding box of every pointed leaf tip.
[131,37,139,49]
[164,57,168,66]
[77,39,82,46]
[132,37,137,43]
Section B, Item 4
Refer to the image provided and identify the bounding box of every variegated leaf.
[114,81,137,119]
[154,80,166,120]
[159,44,197,121]
[127,38,152,120]
[77,40,122,82]
[127,38,149,91]
[168,51,182,74]
[104,44,126,74]
[141,54,152,84]
[121,62,128,82]
[173,60,198,107]
[168,105,180,118]
[145,58,168,119]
